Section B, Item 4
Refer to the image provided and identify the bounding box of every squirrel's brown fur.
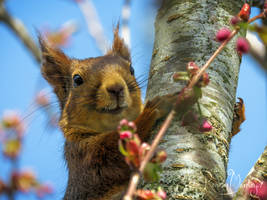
[40,27,176,200]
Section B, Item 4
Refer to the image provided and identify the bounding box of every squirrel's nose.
[107,84,124,98]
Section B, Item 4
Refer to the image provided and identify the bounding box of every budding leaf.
[143,162,162,182]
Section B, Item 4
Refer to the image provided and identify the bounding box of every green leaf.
[118,140,129,156]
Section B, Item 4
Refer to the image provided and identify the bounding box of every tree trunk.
[144,0,243,199]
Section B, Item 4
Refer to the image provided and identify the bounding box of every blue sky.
[0,0,266,199]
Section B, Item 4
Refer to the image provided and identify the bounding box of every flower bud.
[156,150,167,163]
[119,131,132,140]
[187,62,199,77]
[236,37,250,54]
[157,188,167,199]
[119,119,128,127]
[238,3,251,21]
[246,180,267,200]
[198,73,210,87]
[128,121,137,132]
[199,119,212,132]
[216,28,231,42]
[36,183,53,198]
[230,16,241,26]
[3,139,21,158]
[136,189,155,199]
[35,90,50,106]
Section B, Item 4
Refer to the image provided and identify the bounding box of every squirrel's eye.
[130,65,135,76]
[73,74,83,87]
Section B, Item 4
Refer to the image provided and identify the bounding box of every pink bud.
[36,183,53,198]
[230,16,241,25]
[199,120,212,132]
[157,188,167,199]
[2,111,21,128]
[119,119,128,127]
[187,62,199,77]
[118,119,129,132]
[246,180,267,200]
[236,38,250,54]
[136,189,156,199]
[128,121,137,131]
[36,90,50,106]
[198,73,210,87]
[119,131,132,139]
[216,28,231,42]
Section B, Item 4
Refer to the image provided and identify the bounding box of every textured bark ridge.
[144,0,243,199]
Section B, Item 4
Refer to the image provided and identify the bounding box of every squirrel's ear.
[108,25,131,61]
[39,36,71,109]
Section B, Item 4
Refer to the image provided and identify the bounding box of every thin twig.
[123,9,267,200]
[188,29,238,89]
[77,0,108,54]
[123,110,175,199]
[0,3,41,63]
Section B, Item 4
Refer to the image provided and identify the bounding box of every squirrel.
[39,27,176,200]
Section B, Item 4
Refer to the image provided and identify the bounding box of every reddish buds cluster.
[11,170,53,197]
[236,37,250,54]
[0,111,26,159]
[136,188,167,200]
[215,29,250,54]
[186,62,209,87]
[118,119,167,180]
[2,111,25,137]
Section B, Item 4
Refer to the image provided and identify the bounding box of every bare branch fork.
[123,8,267,200]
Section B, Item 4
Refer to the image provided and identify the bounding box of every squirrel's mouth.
[98,106,124,114]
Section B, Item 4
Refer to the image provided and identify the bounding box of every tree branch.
[233,146,267,200]
[0,2,41,64]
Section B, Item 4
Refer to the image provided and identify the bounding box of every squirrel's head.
[39,28,142,140]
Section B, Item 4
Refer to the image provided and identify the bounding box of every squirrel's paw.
[145,92,179,120]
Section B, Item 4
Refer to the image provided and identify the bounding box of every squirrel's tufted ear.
[39,36,71,109]
[108,24,131,61]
